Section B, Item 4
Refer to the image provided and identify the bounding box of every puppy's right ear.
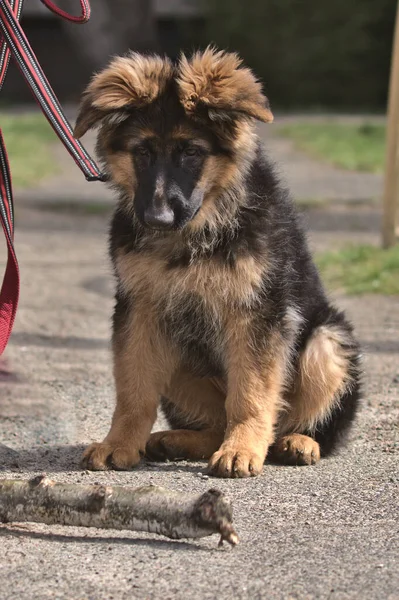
[73,94,106,139]
[74,52,173,138]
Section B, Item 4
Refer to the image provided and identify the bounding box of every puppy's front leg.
[208,320,286,478]
[82,298,173,471]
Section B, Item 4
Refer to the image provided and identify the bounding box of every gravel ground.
[0,200,397,600]
[0,113,397,599]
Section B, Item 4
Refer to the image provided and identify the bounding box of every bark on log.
[0,475,238,546]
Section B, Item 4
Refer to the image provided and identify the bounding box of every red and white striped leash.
[0,0,103,354]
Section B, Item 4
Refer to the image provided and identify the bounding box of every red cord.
[39,0,90,24]
[0,0,96,353]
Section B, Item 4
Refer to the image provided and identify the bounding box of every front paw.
[81,441,142,471]
[208,445,265,478]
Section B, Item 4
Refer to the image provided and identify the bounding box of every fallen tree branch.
[0,475,238,546]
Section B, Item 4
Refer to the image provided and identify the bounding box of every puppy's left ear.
[74,52,173,138]
[177,47,273,125]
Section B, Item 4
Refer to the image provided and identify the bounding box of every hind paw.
[270,434,320,466]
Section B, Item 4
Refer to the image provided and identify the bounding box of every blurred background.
[2,0,397,111]
[2,0,396,293]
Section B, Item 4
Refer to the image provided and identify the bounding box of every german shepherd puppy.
[75,48,361,478]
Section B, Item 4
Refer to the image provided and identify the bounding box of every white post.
[382,1,399,248]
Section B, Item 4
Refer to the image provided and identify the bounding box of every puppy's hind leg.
[271,314,361,466]
[146,370,226,461]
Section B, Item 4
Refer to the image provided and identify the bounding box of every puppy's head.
[74,48,273,232]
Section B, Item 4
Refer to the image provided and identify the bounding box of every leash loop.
[39,0,90,24]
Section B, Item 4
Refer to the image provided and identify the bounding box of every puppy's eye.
[135,146,150,157]
[183,147,200,157]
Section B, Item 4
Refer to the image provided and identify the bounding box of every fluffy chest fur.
[115,244,264,309]
[115,243,266,377]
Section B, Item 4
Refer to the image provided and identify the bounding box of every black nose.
[144,206,174,229]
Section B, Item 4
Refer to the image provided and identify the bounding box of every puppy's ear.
[176,47,273,126]
[74,53,173,138]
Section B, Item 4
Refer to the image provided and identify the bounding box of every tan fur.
[233,119,259,156]
[164,370,226,429]
[116,245,265,311]
[74,53,174,138]
[86,247,268,473]
[177,47,273,124]
[170,125,212,149]
[187,120,257,232]
[90,54,173,110]
[188,157,242,232]
[117,127,159,150]
[270,433,321,466]
[105,151,136,194]
[82,299,176,471]
[146,370,226,460]
[147,429,224,461]
[279,325,353,435]
[208,318,287,477]
[95,125,159,194]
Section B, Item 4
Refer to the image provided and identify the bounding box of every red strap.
[39,0,90,24]
[0,0,104,181]
[0,132,19,355]
[0,0,19,354]
[0,0,99,354]
[0,229,19,355]
[0,0,21,92]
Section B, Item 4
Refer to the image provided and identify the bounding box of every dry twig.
[0,475,238,546]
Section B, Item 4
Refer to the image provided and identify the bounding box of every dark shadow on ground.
[0,444,86,472]
[0,526,206,551]
[0,444,206,475]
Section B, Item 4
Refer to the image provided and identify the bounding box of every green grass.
[278,122,386,173]
[316,244,399,295]
[0,112,59,188]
